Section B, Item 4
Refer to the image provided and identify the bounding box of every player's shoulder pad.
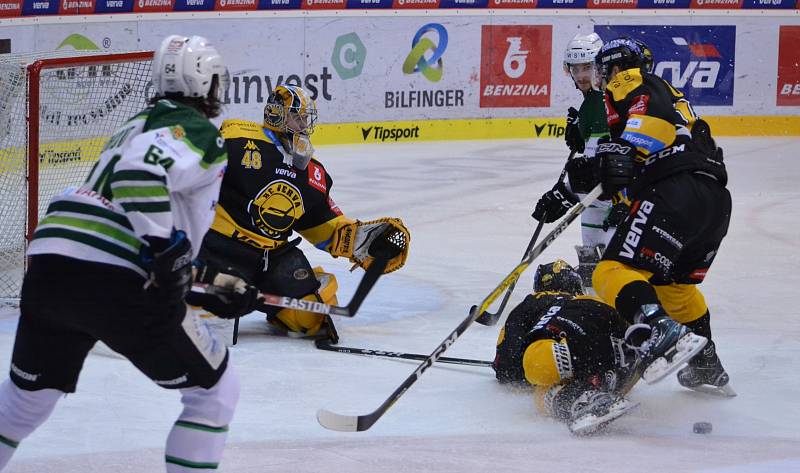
[145,99,225,161]
[220,119,273,143]
[607,68,645,102]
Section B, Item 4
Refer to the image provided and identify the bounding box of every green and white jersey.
[27,99,227,278]
[578,89,609,159]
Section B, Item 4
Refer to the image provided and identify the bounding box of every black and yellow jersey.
[603,68,726,196]
[210,119,350,252]
[494,292,628,386]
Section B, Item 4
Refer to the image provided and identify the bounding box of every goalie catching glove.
[328,218,410,274]
[186,263,260,319]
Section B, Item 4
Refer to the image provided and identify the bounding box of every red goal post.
[0,51,154,303]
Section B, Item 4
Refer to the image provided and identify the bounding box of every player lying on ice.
[493,260,643,435]
[191,85,411,345]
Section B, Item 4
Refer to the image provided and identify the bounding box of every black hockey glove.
[564,107,585,154]
[141,230,193,307]
[565,155,600,194]
[596,137,637,200]
[602,202,630,231]
[187,285,260,320]
[532,182,579,223]
[188,263,260,319]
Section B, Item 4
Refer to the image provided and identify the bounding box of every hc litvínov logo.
[402,23,448,83]
[332,32,367,80]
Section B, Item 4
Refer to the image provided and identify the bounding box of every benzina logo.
[777,26,800,106]
[217,0,256,8]
[393,0,439,7]
[692,0,740,6]
[361,125,420,142]
[589,0,636,7]
[0,0,21,15]
[303,0,345,8]
[489,0,536,7]
[480,25,551,108]
[135,0,171,10]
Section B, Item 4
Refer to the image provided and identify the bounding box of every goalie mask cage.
[0,50,154,303]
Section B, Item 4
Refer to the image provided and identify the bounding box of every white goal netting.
[0,50,153,303]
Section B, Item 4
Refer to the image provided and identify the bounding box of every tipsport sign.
[595,25,736,106]
[479,25,552,107]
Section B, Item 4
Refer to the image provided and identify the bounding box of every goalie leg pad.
[328,218,410,274]
[268,268,339,342]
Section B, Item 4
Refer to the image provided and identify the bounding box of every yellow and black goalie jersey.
[211,119,350,252]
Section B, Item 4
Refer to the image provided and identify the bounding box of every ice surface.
[1,137,799,472]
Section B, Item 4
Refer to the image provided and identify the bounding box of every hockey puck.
[693,422,712,434]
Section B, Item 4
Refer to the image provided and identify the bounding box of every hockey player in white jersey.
[0,35,257,472]
[532,33,625,290]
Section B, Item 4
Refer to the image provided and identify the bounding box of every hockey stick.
[314,339,493,368]
[316,184,603,432]
[197,256,388,319]
[474,151,575,327]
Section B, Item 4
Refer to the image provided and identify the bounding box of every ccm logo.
[597,142,632,155]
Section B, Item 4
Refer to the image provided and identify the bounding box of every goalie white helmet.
[563,33,603,92]
[152,35,229,100]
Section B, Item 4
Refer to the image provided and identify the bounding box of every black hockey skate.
[568,389,639,436]
[677,341,736,397]
[635,305,708,384]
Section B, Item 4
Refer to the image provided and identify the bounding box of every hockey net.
[0,50,154,304]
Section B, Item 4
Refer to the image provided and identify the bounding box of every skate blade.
[643,333,708,384]
[569,400,640,436]
[687,383,737,398]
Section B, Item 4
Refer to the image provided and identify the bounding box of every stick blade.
[317,409,359,432]
[475,308,500,326]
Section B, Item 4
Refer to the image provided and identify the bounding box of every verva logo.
[302,0,345,9]
[22,0,59,14]
[596,25,736,106]
[0,0,22,17]
[132,0,172,10]
[777,26,800,106]
[488,0,536,7]
[480,25,551,108]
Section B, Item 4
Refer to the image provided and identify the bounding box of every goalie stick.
[196,256,388,322]
[316,184,603,432]
[474,151,575,327]
[314,339,493,367]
